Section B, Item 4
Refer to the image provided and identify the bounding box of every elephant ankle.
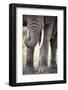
[37,66,48,73]
[26,60,33,67]
[23,65,35,74]
[48,64,57,73]
[38,61,48,73]
[26,63,33,68]
[51,60,57,67]
[38,58,48,67]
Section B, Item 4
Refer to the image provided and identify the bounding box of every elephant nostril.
[29,37,31,41]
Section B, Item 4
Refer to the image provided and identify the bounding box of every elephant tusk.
[39,27,44,49]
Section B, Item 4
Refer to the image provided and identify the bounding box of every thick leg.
[38,39,49,73]
[37,20,54,73]
[49,17,57,73]
[23,47,35,74]
[51,34,57,66]
[26,48,34,67]
[49,34,57,73]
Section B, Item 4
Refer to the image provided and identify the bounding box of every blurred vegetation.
[23,28,27,38]
[22,27,27,68]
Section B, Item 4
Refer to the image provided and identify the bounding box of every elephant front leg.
[37,22,54,73]
[38,40,49,73]
[49,34,57,73]
[23,47,35,74]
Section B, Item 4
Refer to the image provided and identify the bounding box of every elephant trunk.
[25,32,40,48]
[25,28,44,48]
[24,15,44,48]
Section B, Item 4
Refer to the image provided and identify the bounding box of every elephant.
[23,15,57,74]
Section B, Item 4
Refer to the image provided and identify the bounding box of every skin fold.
[24,15,57,74]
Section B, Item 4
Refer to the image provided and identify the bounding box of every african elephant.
[24,15,57,74]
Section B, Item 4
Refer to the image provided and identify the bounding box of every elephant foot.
[23,66,35,75]
[48,64,57,73]
[37,57,48,73]
[37,66,48,73]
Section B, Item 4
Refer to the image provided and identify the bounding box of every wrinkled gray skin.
[24,15,57,74]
